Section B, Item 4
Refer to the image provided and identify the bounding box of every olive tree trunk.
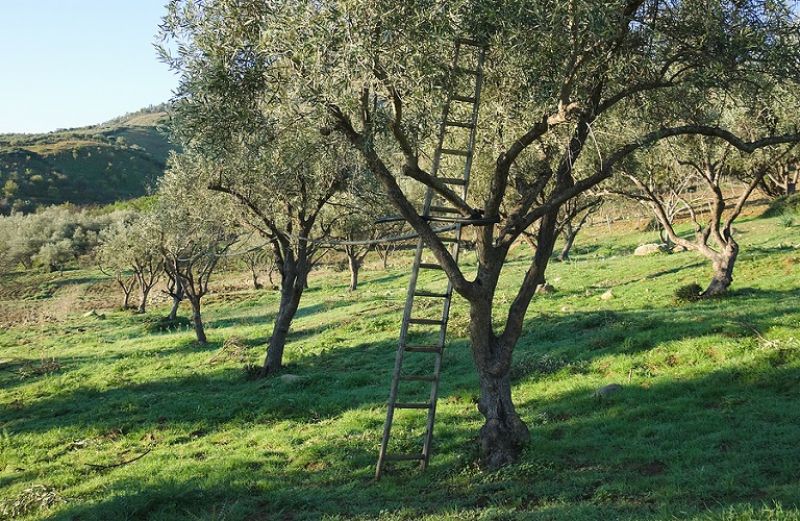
[167,296,181,321]
[347,254,360,291]
[261,263,308,375]
[189,296,207,344]
[137,286,152,314]
[468,297,530,468]
[557,227,577,262]
[703,242,739,297]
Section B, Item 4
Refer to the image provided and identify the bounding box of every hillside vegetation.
[0,106,173,214]
[1,209,800,520]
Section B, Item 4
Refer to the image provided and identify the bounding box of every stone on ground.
[634,243,667,256]
[593,383,623,398]
[536,283,556,295]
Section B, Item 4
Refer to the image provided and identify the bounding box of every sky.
[0,0,177,134]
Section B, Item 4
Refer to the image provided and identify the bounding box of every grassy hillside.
[1,211,800,520]
[0,107,173,214]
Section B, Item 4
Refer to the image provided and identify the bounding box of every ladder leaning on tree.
[375,37,489,479]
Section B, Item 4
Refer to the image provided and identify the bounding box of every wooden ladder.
[375,38,488,479]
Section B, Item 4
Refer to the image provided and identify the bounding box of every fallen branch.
[85,446,153,470]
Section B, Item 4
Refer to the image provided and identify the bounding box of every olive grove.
[161,0,800,467]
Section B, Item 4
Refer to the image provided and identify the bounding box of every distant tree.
[615,93,800,296]
[98,213,162,312]
[236,237,277,290]
[3,180,18,198]
[556,194,602,262]
[157,154,237,344]
[32,239,74,273]
[329,179,393,291]
[759,157,799,198]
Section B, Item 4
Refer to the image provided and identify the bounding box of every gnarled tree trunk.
[167,296,181,321]
[189,296,207,344]
[557,226,577,261]
[347,254,360,291]
[251,266,262,290]
[262,263,308,375]
[137,286,151,314]
[469,298,530,468]
[467,210,560,468]
[703,242,738,297]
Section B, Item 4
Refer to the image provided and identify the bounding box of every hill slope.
[0,106,173,214]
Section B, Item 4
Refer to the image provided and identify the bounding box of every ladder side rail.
[422,45,488,467]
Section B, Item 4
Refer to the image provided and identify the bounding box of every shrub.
[144,315,192,334]
[674,283,703,303]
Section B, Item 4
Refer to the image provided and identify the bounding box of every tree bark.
[347,254,360,291]
[137,286,151,314]
[703,242,738,297]
[261,265,307,375]
[468,297,530,469]
[557,228,577,261]
[167,297,181,321]
[251,268,262,290]
[119,281,134,310]
[189,297,207,344]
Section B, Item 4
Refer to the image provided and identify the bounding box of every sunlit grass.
[1,211,800,520]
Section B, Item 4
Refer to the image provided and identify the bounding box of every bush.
[144,315,192,334]
[674,283,703,303]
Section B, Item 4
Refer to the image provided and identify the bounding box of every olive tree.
[555,194,602,262]
[759,152,799,197]
[157,154,237,344]
[156,19,358,373]
[161,0,800,467]
[329,179,395,291]
[620,142,798,295]
[98,213,162,313]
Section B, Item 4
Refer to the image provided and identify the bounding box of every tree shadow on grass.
[35,361,800,521]
[7,287,800,519]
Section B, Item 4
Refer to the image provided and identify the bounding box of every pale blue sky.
[0,1,176,133]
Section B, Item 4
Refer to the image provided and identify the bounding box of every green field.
[2,210,800,520]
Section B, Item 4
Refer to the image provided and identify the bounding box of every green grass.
[2,212,800,520]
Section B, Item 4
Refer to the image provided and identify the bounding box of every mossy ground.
[2,210,800,520]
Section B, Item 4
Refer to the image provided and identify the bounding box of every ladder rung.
[453,67,480,76]
[429,205,460,214]
[404,345,442,353]
[418,263,443,270]
[445,120,475,129]
[414,290,449,298]
[399,374,438,382]
[440,148,470,157]
[394,402,432,409]
[439,177,466,186]
[451,94,477,104]
[440,237,465,244]
[384,453,425,462]
[455,37,487,48]
[408,318,444,326]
